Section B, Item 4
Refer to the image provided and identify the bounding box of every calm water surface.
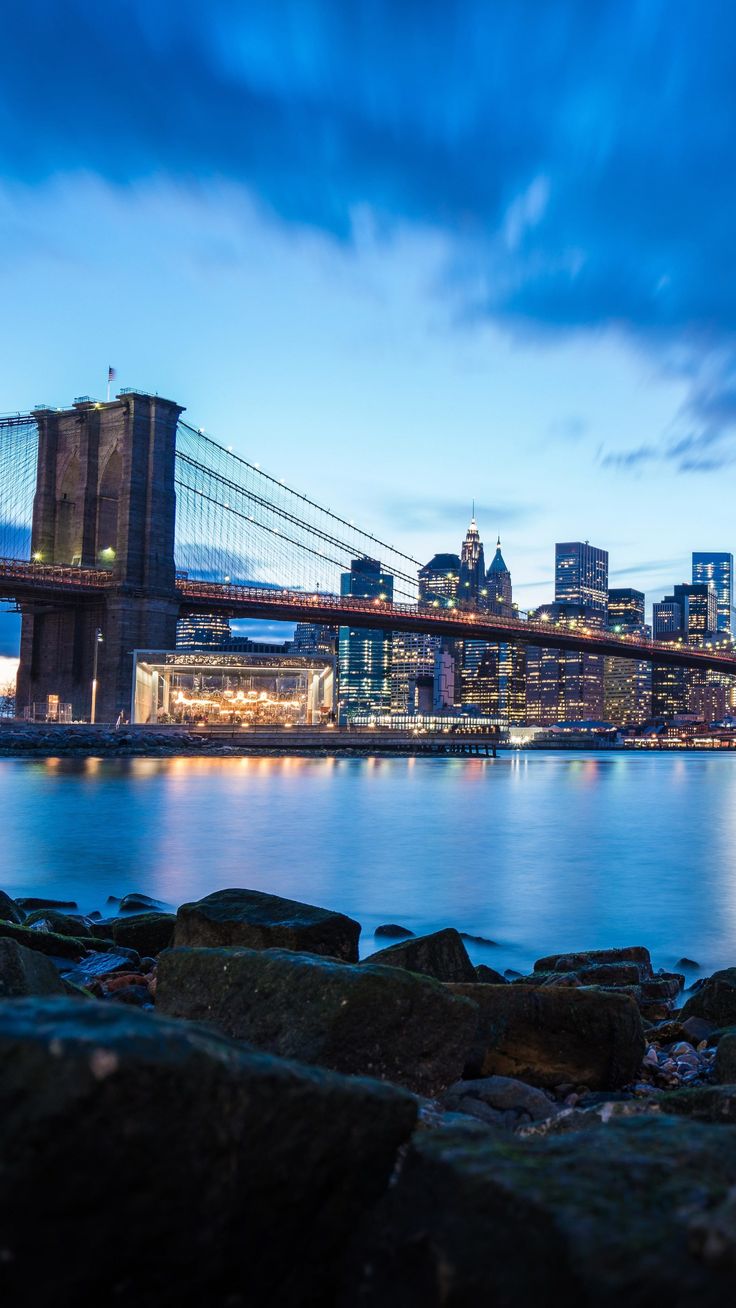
[1,751,734,975]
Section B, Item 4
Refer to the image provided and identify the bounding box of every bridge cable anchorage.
[174,420,420,599]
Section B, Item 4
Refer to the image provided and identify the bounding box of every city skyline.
[3,3,736,633]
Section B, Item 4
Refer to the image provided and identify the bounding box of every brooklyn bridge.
[1,390,735,721]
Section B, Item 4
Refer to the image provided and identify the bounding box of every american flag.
[108,366,116,382]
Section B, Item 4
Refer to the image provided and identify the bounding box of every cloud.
[4,0,736,467]
[382,496,535,534]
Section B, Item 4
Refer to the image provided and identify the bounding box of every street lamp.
[91,628,103,724]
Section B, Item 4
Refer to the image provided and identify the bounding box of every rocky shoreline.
[2,885,736,1303]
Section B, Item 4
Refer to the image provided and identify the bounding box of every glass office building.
[555,542,609,619]
[338,557,394,721]
[692,552,734,634]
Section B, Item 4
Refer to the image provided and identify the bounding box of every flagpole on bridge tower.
[106,365,116,403]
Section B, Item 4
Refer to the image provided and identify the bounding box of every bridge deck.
[2,558,736,674]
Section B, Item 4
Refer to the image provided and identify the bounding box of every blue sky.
[2,0,736,653]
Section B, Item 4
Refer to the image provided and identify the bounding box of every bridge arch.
[97,446,122,567]
[54,451,82,564]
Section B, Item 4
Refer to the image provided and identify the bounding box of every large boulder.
[342,1118,736,1306]
[24,908,93,937]
[447,983,645,1089]
[715,1032,736,1084]
[92,912,175,956]
[0,998,416,1306]
[157,946,478,1097]
[174,887,361,962]
[0,939,66,998]
[534,945,653,976]
[0,891,23,924]
[442,1075,558,1130]
[660,1085,736,1124]
[680,968,736,1026]
[361,928,476,983]
[0,919,87,961]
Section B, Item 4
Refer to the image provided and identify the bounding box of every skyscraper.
[652,583,718,719]
[338,557,393,721]
[418,553,461,607]
[486,538,513,616]
[555,542,609,619]
[459,532,526,723]
[604,588,651,725]
[176,613,231,649]
[458,517,487,606]
[692,552,734,634]
[525,603,605,723]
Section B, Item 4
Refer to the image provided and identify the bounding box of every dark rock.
[0,939,66,998]
[681,968,736,1026]
[447,983,645,1089]
[104,983,152,1006]
[504,968,523,980]
[24,908,93,937]
[661,1085,736,1124]
[443,1075,557,1126]
[0,891,24,924]
[715,1033,736,1084]
[60,950,142,989]
[175,887,361,962]
[682,1015,715,1044]
[0,920,86,961]
[374,924,414,939]
[649,1020,696,1045]
[677,957,700,970]
[460,932,498,947]
[342,1118,736,1306]
[119,892,171,913]
[361,928,476,984]
[0,998,416,1306]
[93,912,175,956]
[15,897,78,911]
[534,945,652,977]
[475,964,507,984]
[157,946,478,1097]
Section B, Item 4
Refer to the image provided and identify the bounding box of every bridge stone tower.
[17,392,184,722]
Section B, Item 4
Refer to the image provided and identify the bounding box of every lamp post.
[91,627,103,724]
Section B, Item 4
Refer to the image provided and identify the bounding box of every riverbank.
[2,882,736,1302]
[2,721,735,757]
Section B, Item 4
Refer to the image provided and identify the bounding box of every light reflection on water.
[1,751,734,976]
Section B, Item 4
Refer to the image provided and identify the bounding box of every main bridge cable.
[174,450,420,593]
[176,420,423,579]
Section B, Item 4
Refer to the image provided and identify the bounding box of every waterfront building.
[338,557,393,721]
[692,552,735,634]
[604,588,651,725]
[526,603,605,723]
[418,553,460,607]
[461,639,526,723]
[176,612,231,649]
[132,650,334,725]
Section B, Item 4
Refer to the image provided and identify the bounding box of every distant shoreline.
[0,723,734,758]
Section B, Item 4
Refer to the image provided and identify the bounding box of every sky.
[2,0,736,654]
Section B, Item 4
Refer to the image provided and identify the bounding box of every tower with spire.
[487,536,513,616]
[459,513,487,606]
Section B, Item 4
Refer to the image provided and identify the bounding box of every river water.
[1,751,733,976]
